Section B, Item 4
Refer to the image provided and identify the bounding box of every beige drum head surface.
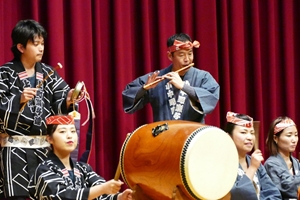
[181,126,238,199]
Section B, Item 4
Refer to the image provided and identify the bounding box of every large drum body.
[120,120,238,200]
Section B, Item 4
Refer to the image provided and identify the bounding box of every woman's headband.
[46,115,74,125]
[274,118,295,134]
[226,111,253,128]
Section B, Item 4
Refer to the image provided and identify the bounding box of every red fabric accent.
[46,115,74,125]
[168,40,200,53]
[226,111,253,128]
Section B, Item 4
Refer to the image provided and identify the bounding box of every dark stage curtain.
[0,0,300,180]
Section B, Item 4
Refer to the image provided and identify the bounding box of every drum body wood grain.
[120,120,238,200]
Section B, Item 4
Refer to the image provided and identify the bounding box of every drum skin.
[120,120,238,200]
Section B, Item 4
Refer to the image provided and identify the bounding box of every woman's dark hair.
[266,116,290,156]
[11,19,47,59]
[224,114,253,136]
[46,124,58,150]
[47,124,58,137]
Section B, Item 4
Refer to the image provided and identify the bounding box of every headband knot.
[226,111,253,128]
[274,118,295,134]
[46,115,74,125]
[168,40,200,53]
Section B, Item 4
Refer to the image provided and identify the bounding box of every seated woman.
[224,111,281,200]
[264,116,300,199]
[28,115,132,200]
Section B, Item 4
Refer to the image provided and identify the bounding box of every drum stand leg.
[172,186,190,200]
[132,184,152,200]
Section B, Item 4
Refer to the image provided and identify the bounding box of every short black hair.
[11,19,47,59]
[167,33,192,47]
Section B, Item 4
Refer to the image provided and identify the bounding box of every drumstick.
[114,159,121,181]
[143,63,194,89]
[20,63,63,112]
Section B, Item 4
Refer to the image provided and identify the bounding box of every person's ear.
[46,135,53,144]
[273,135,278,144]
[16,44,24,53]
[167,51,173,62]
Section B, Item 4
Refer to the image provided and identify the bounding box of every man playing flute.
[122,33,220,123]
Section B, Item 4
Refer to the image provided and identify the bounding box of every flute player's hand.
[163,72,184,89]
[143,70,164,90]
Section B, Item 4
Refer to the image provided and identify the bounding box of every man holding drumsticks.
[122,33,220,123]
[0,19,77,199]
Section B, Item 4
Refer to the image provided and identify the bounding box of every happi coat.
[0,60,71,197]
[264,154,300,200]
[122,65,220,123]
[230,155,282,200]
[0,60,70,136]
[28,152,118,200]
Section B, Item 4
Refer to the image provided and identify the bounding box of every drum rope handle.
[72,82,95,126]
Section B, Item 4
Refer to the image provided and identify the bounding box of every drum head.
[181,126,238,199]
